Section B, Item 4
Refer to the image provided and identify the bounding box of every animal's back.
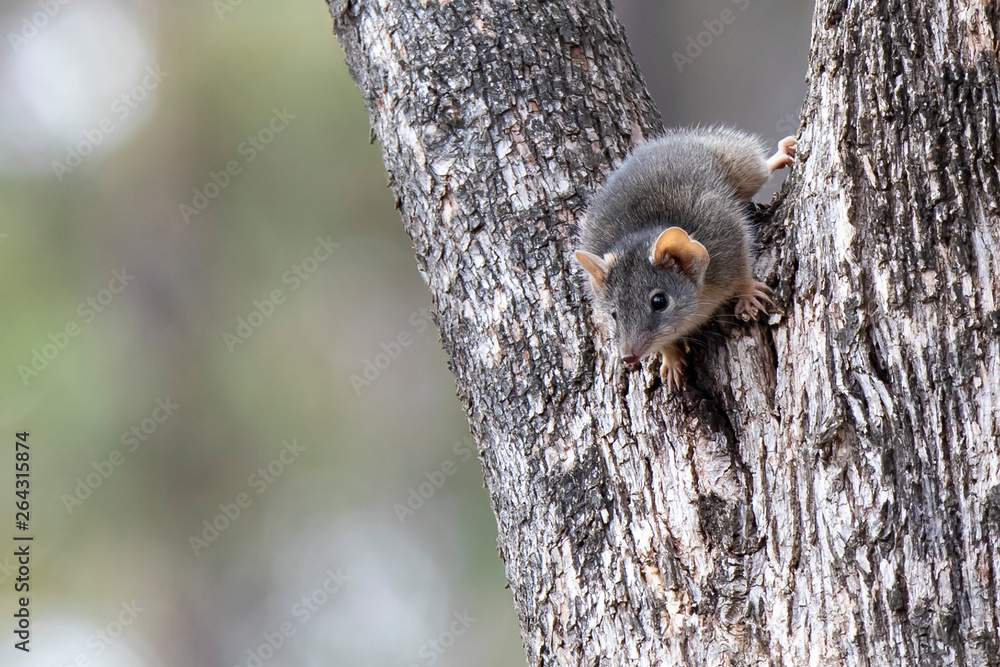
[580,128,766,268]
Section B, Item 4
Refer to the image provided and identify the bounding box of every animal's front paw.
[659,344,686,392]
[735,280,773,321]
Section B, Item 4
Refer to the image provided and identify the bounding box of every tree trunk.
[328,0,1000,664]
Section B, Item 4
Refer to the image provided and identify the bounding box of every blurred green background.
[0,0,811,664]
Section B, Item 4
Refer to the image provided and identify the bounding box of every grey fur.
[576,127,771,361]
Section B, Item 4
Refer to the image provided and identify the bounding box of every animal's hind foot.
[766,136,796,172]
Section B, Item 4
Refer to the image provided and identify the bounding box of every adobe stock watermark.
[17,267,134,386]
[231,567,349,667]
[179,107,296,224]
[52,65,168,181]
[349,306,435,395]
[62,397,179,514]
[214,0,246,21]
[393,436,476,524]
[404,610,477,667]
[762,112,800,149]
[0,557,15,585]
[222,236,340,353]
[188,439,306,556]
[57,600,144,667]
[7,0,74,54]
[673,0,751,73]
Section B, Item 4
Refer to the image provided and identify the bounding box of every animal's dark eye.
[611,309,618,321]
[650,293,668,311]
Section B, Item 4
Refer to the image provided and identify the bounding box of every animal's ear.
[650,227,710,285]
[574,250,610,289]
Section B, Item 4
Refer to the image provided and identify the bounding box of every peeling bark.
[328,0,1000,664]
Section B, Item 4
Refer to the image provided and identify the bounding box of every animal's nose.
[622,354,639,364]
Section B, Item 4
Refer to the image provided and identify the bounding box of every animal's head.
[575,227,709,363]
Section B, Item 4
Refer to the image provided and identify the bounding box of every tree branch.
[329,0,1000,663]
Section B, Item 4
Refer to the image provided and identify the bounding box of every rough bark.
[328,0,1000,664]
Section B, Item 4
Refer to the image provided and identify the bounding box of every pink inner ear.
[575,251,609,286]
[651,229,709,284]
[651,227,693,267]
